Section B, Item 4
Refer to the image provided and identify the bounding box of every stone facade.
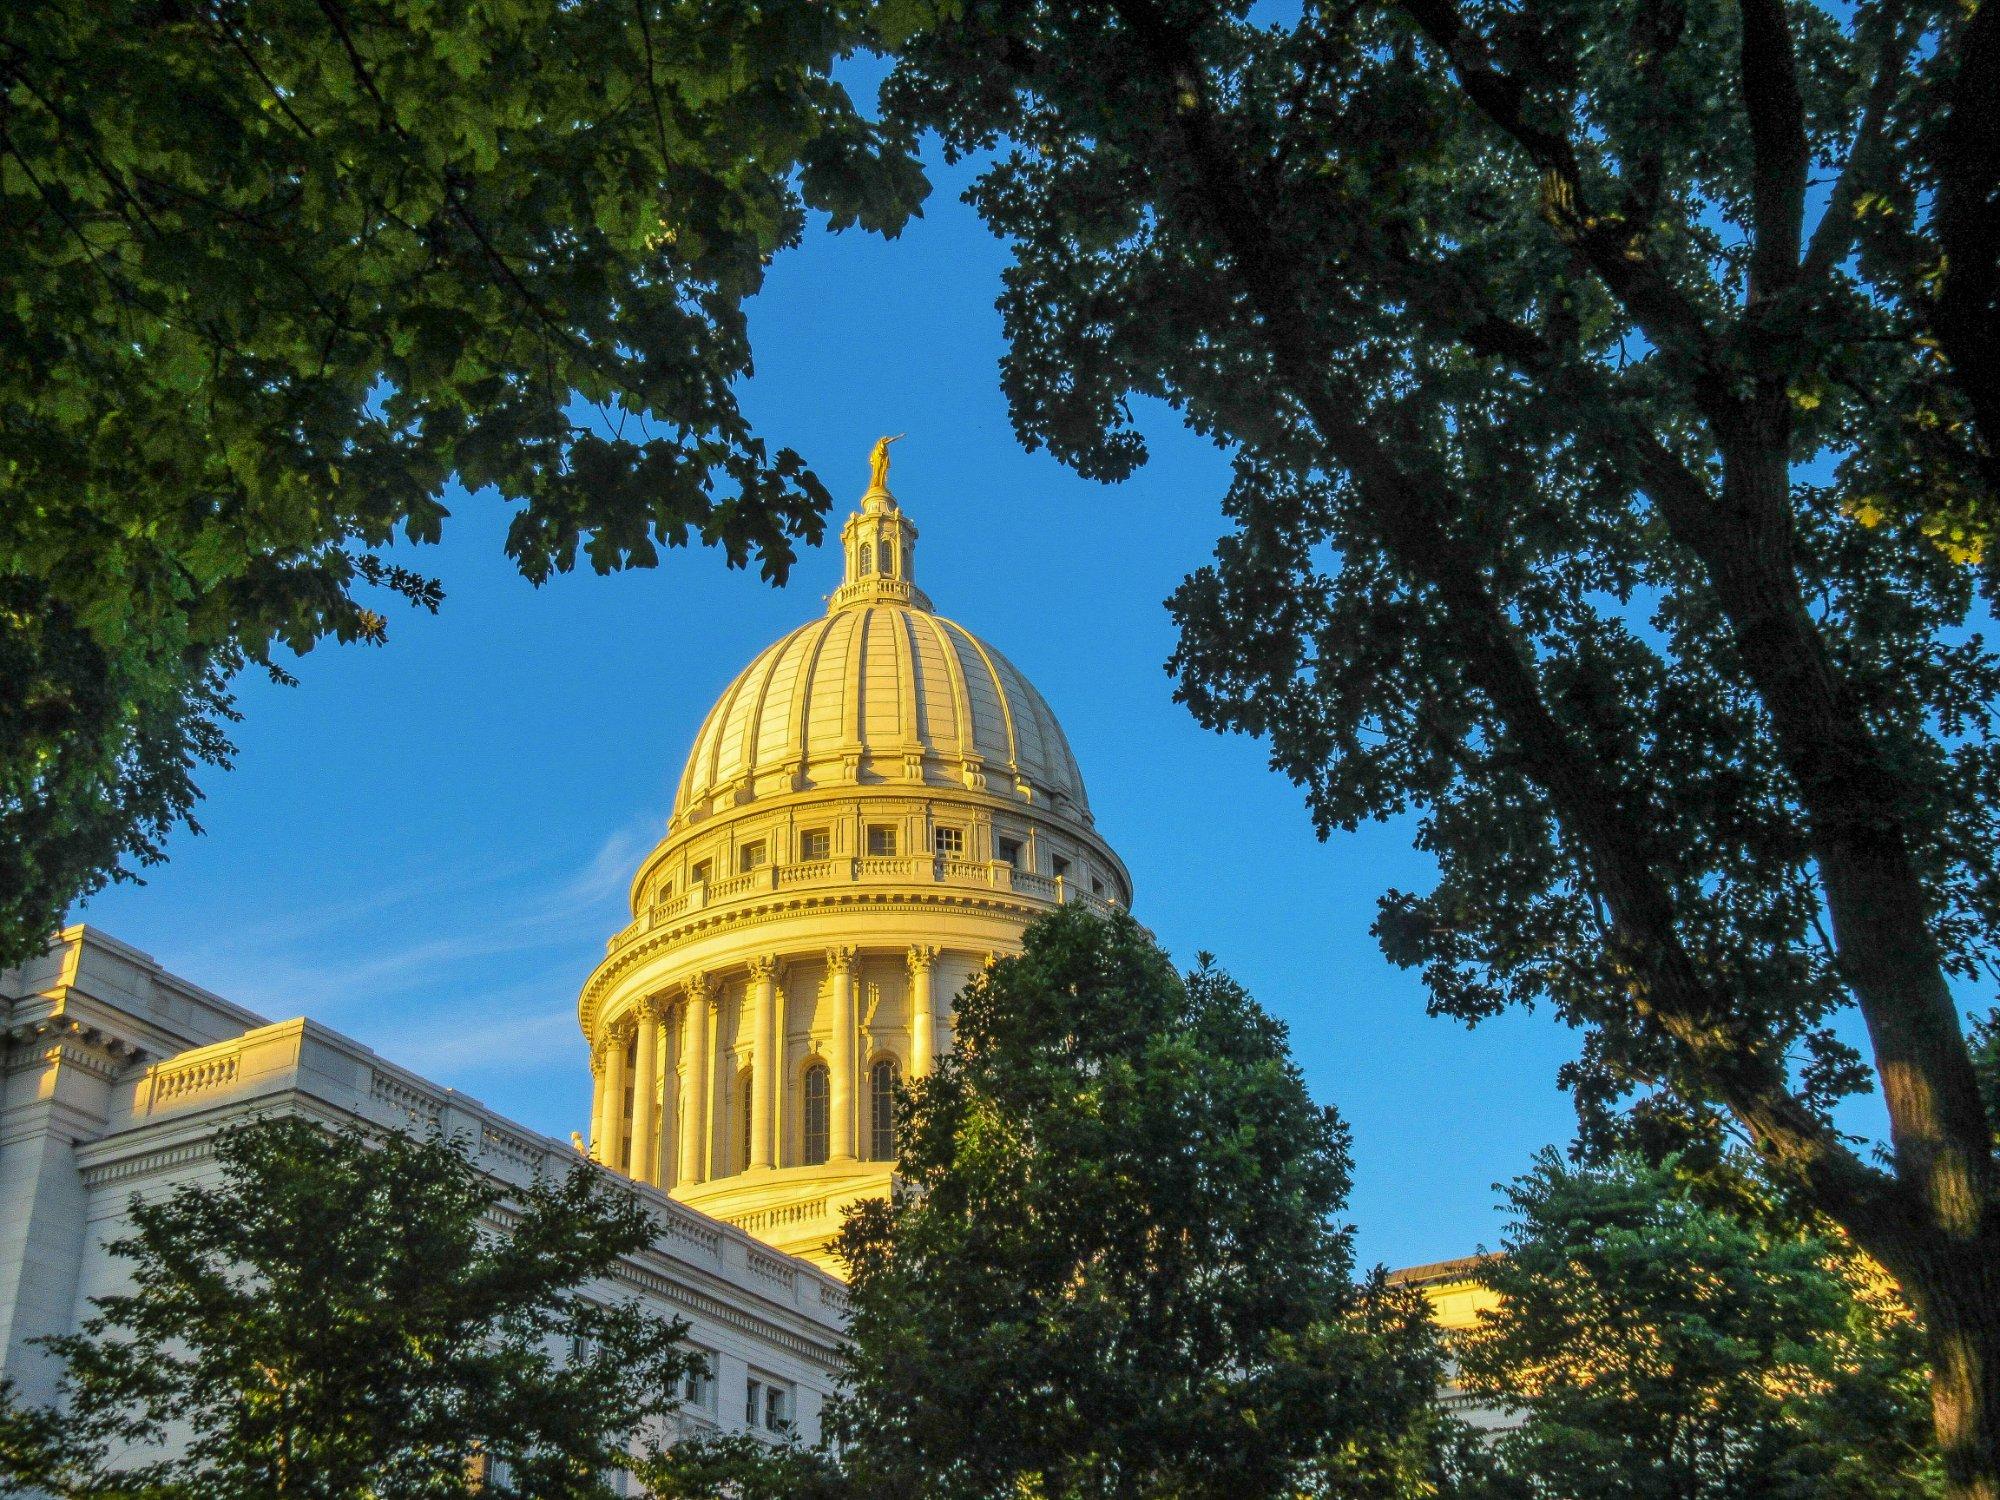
[0,927,846,1482]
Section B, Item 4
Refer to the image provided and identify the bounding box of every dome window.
[800,828,830,861]
[866,825,897,857]
[857,544,872,576]
[691,860,711,885]
[996,836,1022,868]
[802,1063,830,1165]
[877,539,894,577]
[933,826,964,859]
[738,840,766,873]
[869,1058,899,1161]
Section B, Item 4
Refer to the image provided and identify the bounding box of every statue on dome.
[868,433,904,491]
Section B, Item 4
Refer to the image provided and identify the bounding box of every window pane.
[801,829,830,861]
[933,826,964,858]
[867,825,896,857]
[869,1058,897,1161]
[803,1064,829,1166]
[739,840,766,872]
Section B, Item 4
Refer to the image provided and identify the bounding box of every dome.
[669,479,1092,831]
[672,606,1091,827]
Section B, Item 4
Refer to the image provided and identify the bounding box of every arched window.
[876,539,893,577]
[739,1068,753,1173]
[857,543,872,576]
[802,1063,830,1166]
[869,1057,898,1162]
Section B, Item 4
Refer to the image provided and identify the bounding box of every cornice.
[4,1014,149,1080]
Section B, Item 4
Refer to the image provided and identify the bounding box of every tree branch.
[1735,0,1810,301]
[1799,1,1918,286]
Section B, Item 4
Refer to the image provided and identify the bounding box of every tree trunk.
[1881,1236,2000,1500]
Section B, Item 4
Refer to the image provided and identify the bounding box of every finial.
[868,433,905,494]
[830,433,932,613]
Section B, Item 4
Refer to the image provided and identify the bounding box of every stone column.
[679,973,712,1186]
[660,1001,681,1189]
[602,1019,632,1173]
[630,999,663,1184]
[747,957,778,1171]
[828,947,857,1162]
[590,1037,615,1165]
[907,945,940,1078]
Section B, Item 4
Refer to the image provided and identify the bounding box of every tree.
[650,906,1474,1500]
[0,0,927,966]
[1457,1151,1941,1499]
[871,0,2000,1489]
[0,1115,696,1499]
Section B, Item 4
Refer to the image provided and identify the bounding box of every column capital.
[746,954,780,984]
[826,945,857,975]
[637,995,668,1024]
[683,970,713,1005]
[608,1015,637,1045]
[906,944,941,975]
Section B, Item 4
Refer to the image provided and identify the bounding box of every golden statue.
[868,433,904,491]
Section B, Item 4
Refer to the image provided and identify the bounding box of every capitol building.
[579,448,1128,1270]
[0,448,1489,1466]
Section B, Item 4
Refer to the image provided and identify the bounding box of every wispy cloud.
[186,810,668,1042]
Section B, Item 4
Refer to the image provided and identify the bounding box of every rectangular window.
[866,825,896,857]
[800,828,830,861]
[1092,877,1105,897]
[681,1350,715,1409]
[745,1378,762,1427]
[738,840,766,873]
[1051,854,1071,880]
[691,859,711,885]
[765,1384,790,1433]
[996,837,1022,868]
[933,826,964,858]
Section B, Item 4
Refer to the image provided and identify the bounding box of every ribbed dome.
[671,602,1091,826]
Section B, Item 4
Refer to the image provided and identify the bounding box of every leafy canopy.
[0,1116,697,1500]
[1460,1151,1943,1500]
[873,0,2000,1488]
[0,0,927,964]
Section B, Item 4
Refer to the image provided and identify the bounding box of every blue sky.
[83,126,1649,1275]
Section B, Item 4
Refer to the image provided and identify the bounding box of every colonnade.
[590,944,944,1186]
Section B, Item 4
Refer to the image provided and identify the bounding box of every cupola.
[828,434,933,613]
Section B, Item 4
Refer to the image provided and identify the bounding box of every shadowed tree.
[645,906,1485,1500]
[1460,1151,1942,1499]
[866,0,2000,1488]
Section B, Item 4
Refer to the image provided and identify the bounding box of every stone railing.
[723,1198,831,1237]
[147,1053,239,1108]
[611,856,1124,954]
